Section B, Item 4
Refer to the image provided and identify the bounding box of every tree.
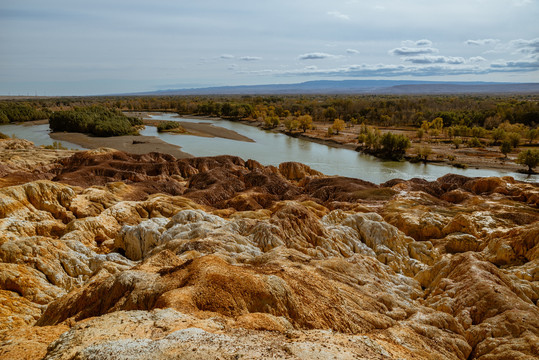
[491,127,507,145]
[467,137,483,148]
[500,141,512,158]
[0,111,8,124]
[507,132,521,148]
[332,118,345,134]
[323,107,337,121]
[263,115,280,129]
[380,132,411,160]
[526,128,538,145]
[365,129,381,150]
[516,149,539,173]
[297,115,313,132]
[430,117,444,131]
[284,117,299,132]
[415,145,432,162]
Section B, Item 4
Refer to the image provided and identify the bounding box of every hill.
[130,80,539,96]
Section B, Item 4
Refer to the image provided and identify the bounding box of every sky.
[1,0,538,95]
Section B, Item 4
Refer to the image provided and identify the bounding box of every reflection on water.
[1,115,536,184]
[0,123,86,150]
[142,113,537,183]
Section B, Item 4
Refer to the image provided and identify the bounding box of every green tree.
[507,132,521,148]
[380,132,411,160]
[323,107,337,121]
[0,111,8,124]
[500,141,512,158]
[491,127,507,145]
[516,149,539,173]
[526,128,538,145]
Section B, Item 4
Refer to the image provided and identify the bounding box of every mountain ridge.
[127,80,539,96]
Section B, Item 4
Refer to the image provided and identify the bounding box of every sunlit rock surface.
[0,148,537,359]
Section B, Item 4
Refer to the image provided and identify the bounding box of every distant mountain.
[130,80,539,96]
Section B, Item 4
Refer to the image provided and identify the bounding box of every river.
[141,113,536,183]
[0,123,86,150]
[2,114,536,183]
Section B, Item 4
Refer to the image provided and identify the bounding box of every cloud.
[219,54,234,60]
[401,39,433,47]
[299,52,336,60]
[389,47,439,56]
[327,11,350,20]
[402,56,465,64]
[465,39,499,46]
[239,56,262,61]
[510,38,539,54]
[346,49,359,54]
[469,56,487,63]
[491,58,539,70]
[243,55,539,78]
[275,63,487,77]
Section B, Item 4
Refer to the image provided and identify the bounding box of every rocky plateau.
[0,139,537,359]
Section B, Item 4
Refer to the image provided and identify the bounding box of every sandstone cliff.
[0,146,537,359]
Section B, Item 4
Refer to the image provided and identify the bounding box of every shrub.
[43,141,67,150]
[467,137,483,148]
[516,149,539,173]
[471,126,487,138]
[416,128,425,140]
[157,121,183,132]
[415,145,432,162]
[380,132,410,160]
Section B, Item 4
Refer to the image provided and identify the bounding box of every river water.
[0,123,85,150]
[2,114,536,183]
[141,113,536,183]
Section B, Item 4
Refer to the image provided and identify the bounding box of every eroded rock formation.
[0,146,537,359]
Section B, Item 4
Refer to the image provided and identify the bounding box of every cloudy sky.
[1,0,538,95]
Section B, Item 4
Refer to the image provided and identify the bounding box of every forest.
[1,94,537,129]
[1,93,538,170]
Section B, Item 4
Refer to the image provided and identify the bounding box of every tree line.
[1,94,538,129]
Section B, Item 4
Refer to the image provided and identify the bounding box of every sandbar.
[50,132,193,159]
